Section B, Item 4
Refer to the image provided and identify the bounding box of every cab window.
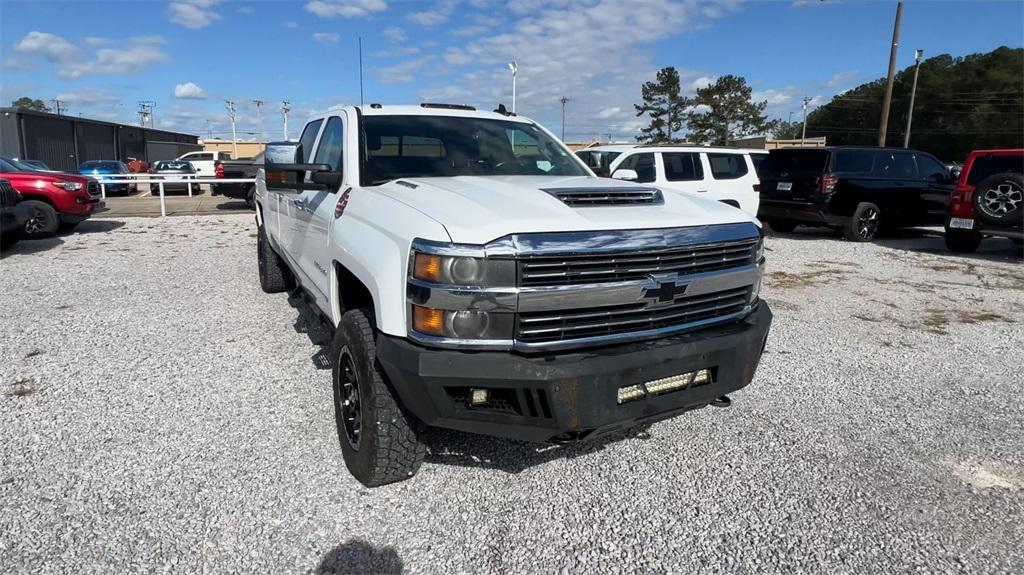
[313,116,344,174]
[298,119,324,163]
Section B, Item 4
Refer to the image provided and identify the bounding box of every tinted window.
[663,152,703,181]
[576,150,621,177]
[708,153,748,180]
[313,116,344,173]
[915,154,949,181]
[891,151,918,179]
[967,154,1024,184]
[749,154,766,177]
[618,153,656,183]
[759,149,829,178]
[80,161,125,171]
[833,149,876,175]
[298,119,324,163]
[0,157,24,172]
[186,153,212,161]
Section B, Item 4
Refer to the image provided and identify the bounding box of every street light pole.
[225,100,238,158]
[559,96,570,141]
[282,101,291,140]
[508,59,518,113]
[801,96,811,145]
[903,49,923,148]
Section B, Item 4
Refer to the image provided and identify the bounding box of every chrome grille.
[516,286,750,343]
[544,187,663,207]
[0,179,19,207]
[519,238,758,286]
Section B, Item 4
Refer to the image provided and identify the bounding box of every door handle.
[292,198,306,212]
[697,189,709,193]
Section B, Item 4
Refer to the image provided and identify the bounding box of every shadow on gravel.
[875,232,1023,264]
[1,235,64,257]
[216,200,252,211]
[289,293,334,370]
[316,539,403,575]
[66,219,126,235]
[422,423,654,474]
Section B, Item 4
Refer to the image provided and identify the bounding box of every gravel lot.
[2,215,1022,574]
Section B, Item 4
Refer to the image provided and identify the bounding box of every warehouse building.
[0,108,201,172]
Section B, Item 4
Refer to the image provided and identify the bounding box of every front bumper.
[377,303,772,443]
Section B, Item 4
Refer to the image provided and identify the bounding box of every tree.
[634,67,690,143]
[686,75,772,145]
[11,97,50,112]
[772,120,803,140]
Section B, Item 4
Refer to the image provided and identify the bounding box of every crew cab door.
[914,152,955,224]
[267,118,322,267]
[656,150,706,196]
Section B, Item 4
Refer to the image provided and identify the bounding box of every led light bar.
[616,369,713,404]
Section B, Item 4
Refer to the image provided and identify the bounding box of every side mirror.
[611,169,638,182]
[264,141,335,192]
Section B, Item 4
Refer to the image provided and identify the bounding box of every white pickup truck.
[175,150,232,178]
[255,103,772,486]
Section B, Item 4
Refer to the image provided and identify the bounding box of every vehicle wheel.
[944,228,982,253]
[333,308,426,487]
[245,185,256,210]
[22,200,60,238]
[257,224,294,293]
[972,172,1023,227]
[766,219,798,233]
[1,230,20,250]
[58,221,80,233]
[842,202,881,242]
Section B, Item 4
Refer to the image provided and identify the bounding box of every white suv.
[578,145,762,217]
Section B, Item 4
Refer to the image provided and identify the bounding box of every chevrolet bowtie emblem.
[641,274,688,305]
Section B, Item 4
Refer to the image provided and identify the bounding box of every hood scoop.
[542,187,664,207]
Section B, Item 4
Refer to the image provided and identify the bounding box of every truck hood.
[373,175,758,244]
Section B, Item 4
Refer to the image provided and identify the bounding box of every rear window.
[967,154,1024,184]
[759,150,828,179]
[832,149,876,175]
[749,154,767,177]
[707,153,748,180]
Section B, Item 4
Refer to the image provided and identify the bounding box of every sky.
[1,0,1022,142]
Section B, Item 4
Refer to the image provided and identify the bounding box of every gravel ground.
[1,215,1022,574]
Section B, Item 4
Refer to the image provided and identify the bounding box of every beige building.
[201,139,266,159]
[734,136,827,150]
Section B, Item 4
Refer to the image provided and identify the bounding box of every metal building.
[0,108,201,172]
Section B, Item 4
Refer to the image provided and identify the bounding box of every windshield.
[155,161,193,171]
[759,149,829,178]
[0,157,28,172]
[361,115,587,184]
[80,161,125,172]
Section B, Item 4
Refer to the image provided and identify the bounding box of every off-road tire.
[245,186,256,210]
[944,228,981,253]
[0,229,20,250]
[257,224,293,293]
[842,202,881,242]
[22,200,60,238]
[766,219,798,233]
[333,308,426,487]
[972,172,1023,228]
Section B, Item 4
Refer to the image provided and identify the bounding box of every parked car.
[945,148,1023,253]
[582,145,762,217]
[125,158,150,173]
[213,151,263,208]
[79,161,136,195]
[16,160,53,171]
[148,160,199,194]
[175,151,233,178]
[256,104,771,486]
[757,146,954,241]
[748,149,769,177]
[1,178,32,249]
[0,156,102,237]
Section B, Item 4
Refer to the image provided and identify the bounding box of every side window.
[313,116,344,173]
[663,152,703,182]
[708,153,748,180]
[915,154,949,181]
[297,119,324,163]
[892,151,918,179]
[619,153,656,183]
[833,149,875,175]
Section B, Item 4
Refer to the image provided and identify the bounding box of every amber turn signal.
[412,305,444,336]
[413,253,442,282]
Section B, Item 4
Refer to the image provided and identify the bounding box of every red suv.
[945,149,1024,253]
[0,156,103,238]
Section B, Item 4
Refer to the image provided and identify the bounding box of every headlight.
[754,235,764,262]
[411,252,515,287]
[749,276,762,305]
[54,181,83,191]
[411,305,513,341]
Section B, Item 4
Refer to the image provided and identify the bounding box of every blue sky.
[1,0,1021,142]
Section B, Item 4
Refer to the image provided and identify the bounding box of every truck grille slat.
[543,187,664,207]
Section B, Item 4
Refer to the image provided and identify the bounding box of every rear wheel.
[972,172,1023,227]
[256,224,294,293]
[245,185,256,210]
[333,308,426,487]
[944,228,982,253]
[842,202,881,242]
[766,219,798,233]
[22,200,60,238]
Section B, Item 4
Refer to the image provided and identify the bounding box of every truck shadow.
[288,292,334,370]
[421,423,654,475]
[315,538,403,575]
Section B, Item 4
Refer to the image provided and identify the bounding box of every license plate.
[776,182,792,191]
[949,218,974,230]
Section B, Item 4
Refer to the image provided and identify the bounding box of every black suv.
[757,146,955,241]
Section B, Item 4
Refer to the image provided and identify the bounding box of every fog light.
[470,388,489,406]
[447,310,489,339]
[617,384,645,404]
[693,369,711,385]
[644,371,696,396]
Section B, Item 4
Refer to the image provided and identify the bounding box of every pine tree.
[634,67,689,143]
[686,75,772,145]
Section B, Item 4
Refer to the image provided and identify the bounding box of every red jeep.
[945,149,1023,253]
[0,156,103,238]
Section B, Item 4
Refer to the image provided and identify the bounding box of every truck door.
[272,118,322,271]
[296,114,346,305]
[658,152,705,199]
[914,153,956,225]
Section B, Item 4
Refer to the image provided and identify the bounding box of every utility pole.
[50,99,65,116]
[358,37,364,107]
[282,101,291,139]
[801,96,812,145]
[225,100,238,158]
[508,59,518,113]
[251,99,264,141]
[206,119,212,140]
[559,96,570,141]
[788,110,794,124]
[878,0,903,147]
[137,101,155,127]
[903,49,923,148]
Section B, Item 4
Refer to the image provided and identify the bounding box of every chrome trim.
[510,222,759,257]
[407,278,517,312]
[411,237,516,259]
[541,187,664,206]
[407,330,514,350]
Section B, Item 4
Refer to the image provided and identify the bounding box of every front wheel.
[944,228,982,253]
[842,202,881,242]
[22,200,60,238]
[333,309,426,487]
[766,218,798,233]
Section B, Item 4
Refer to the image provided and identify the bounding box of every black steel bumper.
[758,200,844,226]
[377,303,772,443]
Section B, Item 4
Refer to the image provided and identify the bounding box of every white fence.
[94,176,257,217]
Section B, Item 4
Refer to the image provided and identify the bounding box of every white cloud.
[55,87,119,105]
[313,32,341,45]
[174,82,207,99]
[378,55,435,84]
[443,48,472,66]
[686,103,712,115]
[752,88,796,106]
[168,0,221,29]
[825,69,857,88]
[383,26,407,43]
[69,45,167,78]
[596,106,621,119]
[407,0,459,27]
[690,75,715,91]
[12,31,168,79]
[305,0,387,18]
[14,32,78,64]
[84,36,109,46]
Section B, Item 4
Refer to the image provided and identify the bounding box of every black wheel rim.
[24,207,48,235]
[857,208,879,239]
[337,347,362,450]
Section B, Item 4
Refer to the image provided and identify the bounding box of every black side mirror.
[264,141,333,192]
